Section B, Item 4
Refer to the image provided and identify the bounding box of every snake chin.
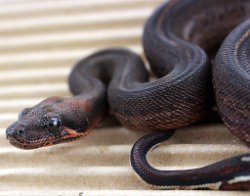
[6,128,91,150]
[8,137,52,150]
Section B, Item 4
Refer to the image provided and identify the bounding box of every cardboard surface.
[0,0,249,194]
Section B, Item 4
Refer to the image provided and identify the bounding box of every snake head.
[6,96,90,149]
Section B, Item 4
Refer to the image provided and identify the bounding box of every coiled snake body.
[6,0,250,190]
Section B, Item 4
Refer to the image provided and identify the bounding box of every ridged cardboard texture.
[0,0,249,195]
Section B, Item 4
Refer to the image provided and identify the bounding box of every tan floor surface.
[0,0,249,195]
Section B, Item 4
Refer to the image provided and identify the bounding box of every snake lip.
[7,135,50,150]
[8,138,42,150]
[7,129,91,150]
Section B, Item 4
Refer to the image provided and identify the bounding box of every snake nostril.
[6,125,25,137]
[6,127,16,138]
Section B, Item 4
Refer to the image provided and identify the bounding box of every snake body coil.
[6,0,250,190]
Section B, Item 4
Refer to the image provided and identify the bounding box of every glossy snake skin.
[6,0,250,190]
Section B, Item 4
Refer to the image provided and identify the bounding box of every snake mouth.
[7,129,91,150]
[8,137,53,149]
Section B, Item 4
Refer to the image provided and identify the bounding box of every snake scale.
[6,0,250,190]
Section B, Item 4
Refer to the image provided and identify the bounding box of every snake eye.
[48,117,61,132]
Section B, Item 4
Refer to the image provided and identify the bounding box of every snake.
[5,0,250,190]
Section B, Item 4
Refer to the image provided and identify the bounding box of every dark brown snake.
[5,0,250,190]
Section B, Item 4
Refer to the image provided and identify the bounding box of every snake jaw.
[6,117,93,150]
[7,136,52,150]
[6,125,91,150]
[6,120,91,149]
